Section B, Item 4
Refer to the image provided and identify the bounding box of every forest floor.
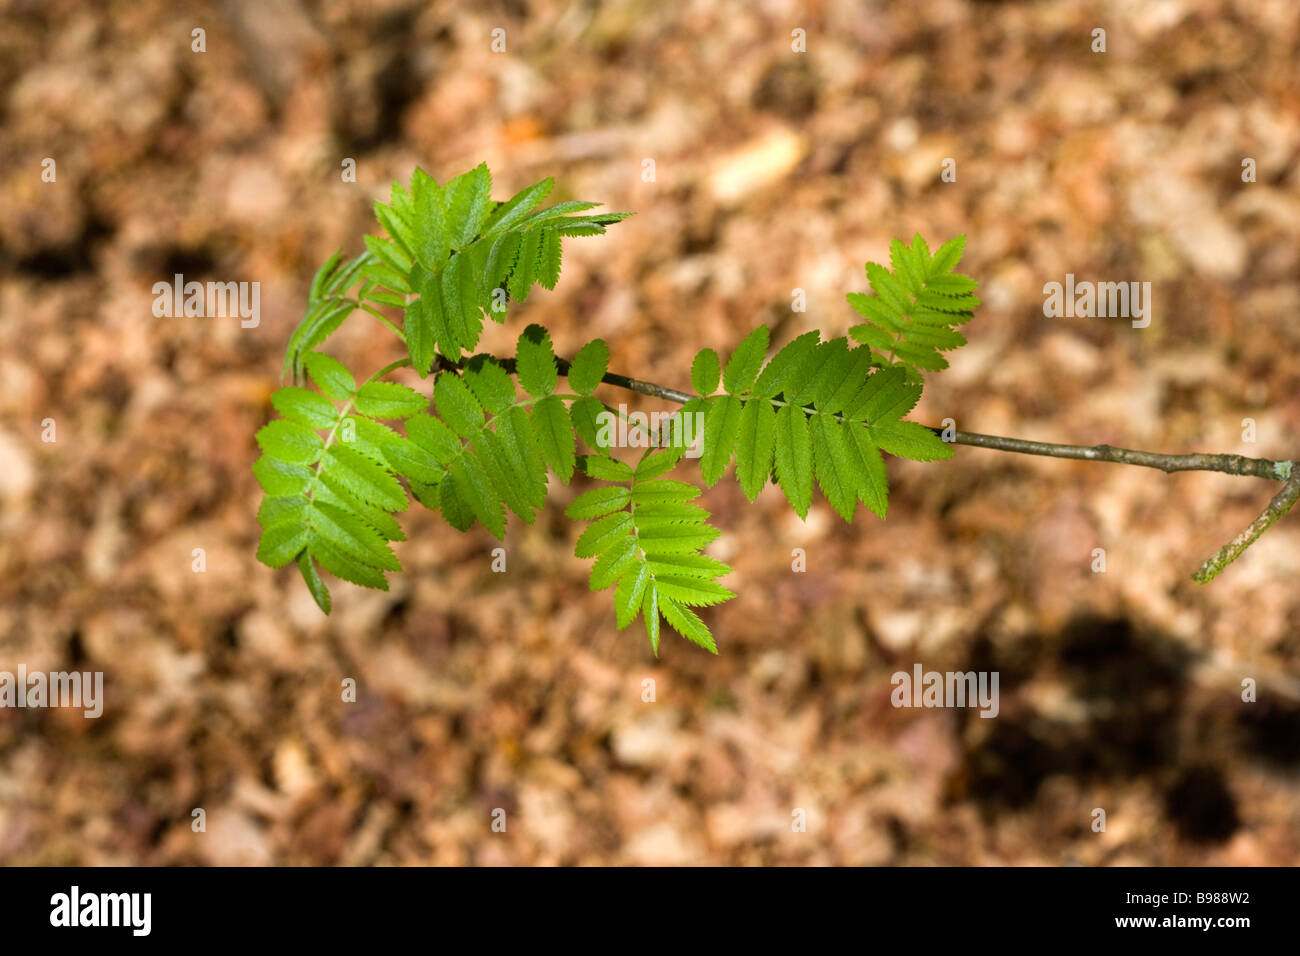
[1,0,1298,864]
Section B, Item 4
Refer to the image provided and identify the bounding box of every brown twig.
[1191,474,1300,583]
[434,352,1297,580]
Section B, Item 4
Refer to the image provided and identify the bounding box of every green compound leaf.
[371,165,630,370]
[264,177,979,650]
[569,463,732,654]
[848,233,977,384]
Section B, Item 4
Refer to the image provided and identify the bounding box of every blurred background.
[1,0,1298,865]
